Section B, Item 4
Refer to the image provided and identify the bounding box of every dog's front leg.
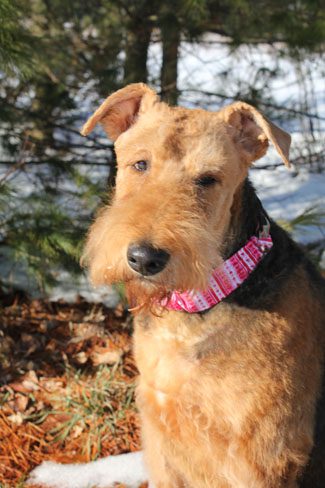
[142,417,187,488]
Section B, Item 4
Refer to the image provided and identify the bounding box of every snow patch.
[27,451,148,488]
[251,166,325,244]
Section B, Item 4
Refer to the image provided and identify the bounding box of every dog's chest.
[134,323,196,399]
[133,314,243,433]
[134,308,244,397]
[133,312,296,487]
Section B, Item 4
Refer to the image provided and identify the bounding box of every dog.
[80,83,325,488]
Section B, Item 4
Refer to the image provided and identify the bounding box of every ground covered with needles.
[0,292,145,488]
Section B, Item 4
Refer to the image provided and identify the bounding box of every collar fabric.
[161,234,273,313]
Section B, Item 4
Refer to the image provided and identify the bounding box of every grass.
[278,205,325,268]
[278,205,325,237]
[0,297,141,486]
[28,364,138,459]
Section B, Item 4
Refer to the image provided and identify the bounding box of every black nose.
[127,243,170,276]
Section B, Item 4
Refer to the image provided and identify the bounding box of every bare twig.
[180,89,325,121]
[0,137,30,186]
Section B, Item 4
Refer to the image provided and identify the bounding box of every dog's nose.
[127,243,170,276]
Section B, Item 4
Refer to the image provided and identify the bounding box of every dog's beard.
[84,243,221,312]
[82,188,223,310]
[99,252,220,313]
[124,277,170,313]
[85,252,171,311]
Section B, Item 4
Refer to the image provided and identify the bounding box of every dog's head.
[81,83,290,309]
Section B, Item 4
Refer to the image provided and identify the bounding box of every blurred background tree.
[0,0,324,294]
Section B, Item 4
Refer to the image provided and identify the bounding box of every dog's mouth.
[124,273,171,312]
[124,249,215,297]
[126,271,170,290]
[118,239,217,311]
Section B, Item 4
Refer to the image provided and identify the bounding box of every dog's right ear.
[220,101,291,167]
[80,83,158,141]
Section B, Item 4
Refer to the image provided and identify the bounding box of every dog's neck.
[160,177,307,314]
[162,181,274,314]
[218,177,306,311]
[223,178,267,259]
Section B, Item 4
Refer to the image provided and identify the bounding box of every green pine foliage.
[0,0,120,291]
[0,0,324,293]
[278,207,325,268]
[0,0,37,76]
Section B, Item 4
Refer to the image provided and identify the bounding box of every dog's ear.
[80,83,158,141]
[221,101,291,167]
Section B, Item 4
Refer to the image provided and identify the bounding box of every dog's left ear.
[80,83,158,141]
[221,101,291,167]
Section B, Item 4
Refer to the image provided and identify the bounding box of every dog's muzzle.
[127,242,170,276]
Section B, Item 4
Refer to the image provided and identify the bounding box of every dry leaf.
[14,394,29,412]
[21,370,39,391]
[71,424,84,439]
[74,351,88,364]
[41,378,64,392]
[8,412,24,425]
[91,348,122,366]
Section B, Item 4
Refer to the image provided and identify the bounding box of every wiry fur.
[83,179,219,309]
[81,84,325,487]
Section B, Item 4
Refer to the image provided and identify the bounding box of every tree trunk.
[110,12,153,186]
[124,21,152,84]
[160,15,180,105]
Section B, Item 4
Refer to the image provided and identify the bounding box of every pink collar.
[162,233,273,313]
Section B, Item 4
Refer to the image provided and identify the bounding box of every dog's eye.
[133,160,148,172]
[195,174,219,187]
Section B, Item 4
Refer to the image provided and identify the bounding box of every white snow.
[48,272,120,308]
[27,451,148,488]
[251,164,325,244]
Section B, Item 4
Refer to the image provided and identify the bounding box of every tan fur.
[135,269,323,487]
[81,84,324,487]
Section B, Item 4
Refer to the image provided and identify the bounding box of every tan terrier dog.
[81,84,325,488]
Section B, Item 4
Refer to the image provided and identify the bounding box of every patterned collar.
[161,226,273,313]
